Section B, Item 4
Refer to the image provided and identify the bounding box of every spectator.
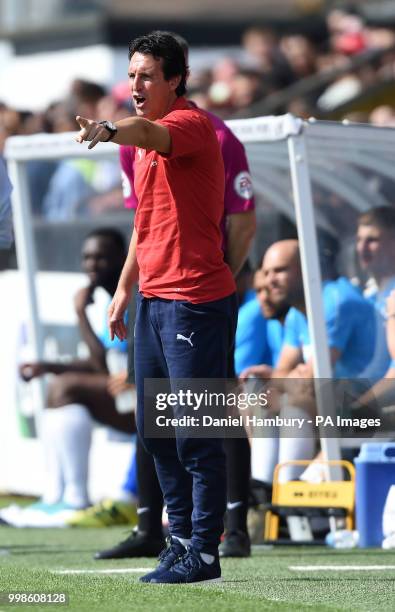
[239,267,289,381]
[0,106,23,152]
[280,35,318,80]
[41,107,96,220]
[234,262,268,377]
[353,207,395,412]
[69,79,107,121]
[274,235,375,380]
[229,70,267,111]
[242,26,294,88]
[369,105,395,127]
[326,9,367,56]
[255,236,375,483]
[238,266,290,492]
[41,102,123,219]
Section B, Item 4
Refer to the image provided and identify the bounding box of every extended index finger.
[88,129,104,150]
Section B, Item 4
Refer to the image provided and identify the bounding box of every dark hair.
[162,31,189,60]
[128,31,188,97]
[85,227,126,255]
[358,206,395,232]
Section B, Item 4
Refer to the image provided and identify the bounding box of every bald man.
[251,238,375,483]
[238,268,289,381]
[266,238,375,380]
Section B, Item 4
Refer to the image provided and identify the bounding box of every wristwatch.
[99,120,118,141]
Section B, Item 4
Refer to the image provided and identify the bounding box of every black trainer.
[148,546,221,584]
[94,528,165,560]
[139,537,186,583]
[219,530,251,558]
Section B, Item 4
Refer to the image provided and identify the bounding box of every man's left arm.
[225,211,256,277]
[220,131,256,276]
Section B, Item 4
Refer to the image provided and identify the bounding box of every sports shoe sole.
[150,577,222,585]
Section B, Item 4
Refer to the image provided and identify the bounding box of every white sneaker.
[0,502,77,528]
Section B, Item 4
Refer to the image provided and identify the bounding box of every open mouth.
[133,95,146,108]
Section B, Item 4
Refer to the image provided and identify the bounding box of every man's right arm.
[108,228,139,341]
[76,115,171,154]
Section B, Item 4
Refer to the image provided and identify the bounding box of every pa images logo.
[234,171,253,200]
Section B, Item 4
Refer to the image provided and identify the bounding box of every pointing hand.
[75,115,111,150]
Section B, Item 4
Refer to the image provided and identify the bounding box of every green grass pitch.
[1,526,395,612]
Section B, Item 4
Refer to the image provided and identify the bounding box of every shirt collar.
[164,96,189,116]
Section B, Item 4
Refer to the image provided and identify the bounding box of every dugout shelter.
[3,114,395,492]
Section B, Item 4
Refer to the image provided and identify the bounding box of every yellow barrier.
[264,460,355,541]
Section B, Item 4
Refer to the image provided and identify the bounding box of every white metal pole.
[7,159,46,420]
[288,133,342,473]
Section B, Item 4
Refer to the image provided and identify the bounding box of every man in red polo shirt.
[76,32,238,584]
[90,34,254,561]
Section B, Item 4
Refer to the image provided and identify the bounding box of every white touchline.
[53,568,154,574]
[289,566,395,571]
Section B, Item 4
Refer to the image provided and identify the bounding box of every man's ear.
[169,74,182,92]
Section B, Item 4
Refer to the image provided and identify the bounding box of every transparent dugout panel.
[244,139,295,267]
[4,139,133,432]
[302,121,395,438]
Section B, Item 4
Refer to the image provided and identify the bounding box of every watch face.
[100,120,116,133]
[99,120,117,141]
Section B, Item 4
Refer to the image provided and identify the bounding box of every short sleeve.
[119,146,138,209]
[157,110,211,159]
[219,129,255,214]
[283,308,305,348]
[323,288,354,352]
[234,299,269,375]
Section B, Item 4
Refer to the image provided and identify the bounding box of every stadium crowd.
[1,16,395,557]
[3,9,395,129]
[2,9,395,221]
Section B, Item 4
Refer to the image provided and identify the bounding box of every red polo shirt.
[134,96,236,303]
